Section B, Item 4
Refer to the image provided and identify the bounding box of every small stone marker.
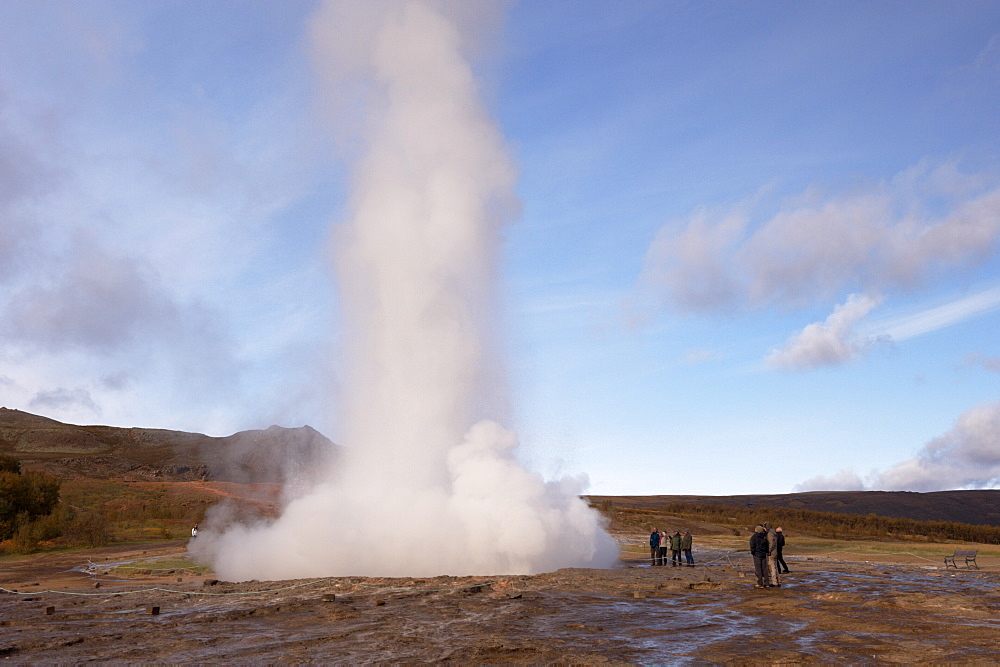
[322,593,337,602]
[176,577,183,583]
[375,599,386,606]
[633,591,647,599]
[44,606,55,615]
[146,605,160,615]
[94,582,101,588]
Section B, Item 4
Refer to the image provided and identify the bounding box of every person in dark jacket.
[649,527,661,566]
[749,525,769,588]
[775,527,789,574]
[669,530,682,566]
[680,529,694,566]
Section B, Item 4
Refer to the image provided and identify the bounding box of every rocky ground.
[2,542,998,663]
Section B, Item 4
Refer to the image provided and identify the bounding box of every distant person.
[775,527,789,574]
[649,527,661,566]
[763,522,781,587]
[750,525,768,588]
[659,529,669,567]
[681,529,694,566]
[669,530,682,566]
[191,524,199,538]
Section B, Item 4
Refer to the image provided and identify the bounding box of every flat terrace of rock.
[2,543,998,663]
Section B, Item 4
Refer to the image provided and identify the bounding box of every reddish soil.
[2,543,998,663]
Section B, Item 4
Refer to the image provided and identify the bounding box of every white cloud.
[29,387,100,416]
[640,161,1000,313]
[641,200,751,312]
[795,468,868,492]
[0,4,335,434]
[876,400,1000,491]
[3,232,188,351]
[766,293,885,370]
[798,400,1000,492]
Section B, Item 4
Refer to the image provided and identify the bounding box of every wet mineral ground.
[2,543,999,663]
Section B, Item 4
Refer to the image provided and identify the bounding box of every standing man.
[775,527,790,574]
[750,525,768,588]
[659,529,669,567]
[763,522,781,587]
[669,530,683,566]
[681,529,695,566]
[649,527,661,566]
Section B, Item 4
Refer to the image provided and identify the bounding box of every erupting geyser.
[192,0,618,580]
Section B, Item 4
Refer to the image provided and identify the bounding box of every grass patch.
[105,555,212,578]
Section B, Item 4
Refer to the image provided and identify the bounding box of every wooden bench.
[944,550,978,569]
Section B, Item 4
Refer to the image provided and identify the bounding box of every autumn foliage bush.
[0,454,62,551]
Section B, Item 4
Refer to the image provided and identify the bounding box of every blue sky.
[1,1,998,495]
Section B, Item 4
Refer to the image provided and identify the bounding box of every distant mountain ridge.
[0,407,338,484]
[5,408,997,528]
[589,491,1000,528]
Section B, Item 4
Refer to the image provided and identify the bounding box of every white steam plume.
[192,0,617,580]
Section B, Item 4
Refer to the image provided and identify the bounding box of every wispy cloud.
[864,284,1000,341]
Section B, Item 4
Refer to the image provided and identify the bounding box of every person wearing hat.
[749,525,769,588]
[775,527,789,574]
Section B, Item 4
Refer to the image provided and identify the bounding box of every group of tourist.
[648,527,695,567]
[647,522,790,587]
[749,522,789,588]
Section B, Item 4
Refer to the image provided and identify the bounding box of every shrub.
[0,467,61,541]
[0,454,20,474]
[65,509,112,548]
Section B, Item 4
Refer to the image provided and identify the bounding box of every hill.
[0,407,338,485]
[4,407,997,529]
[588,491,1000,527]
